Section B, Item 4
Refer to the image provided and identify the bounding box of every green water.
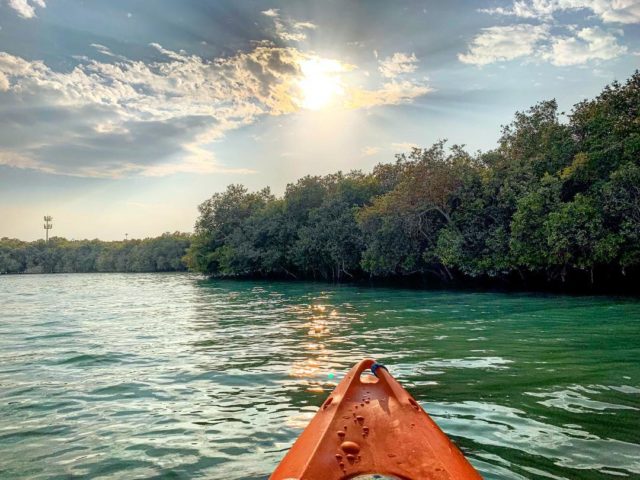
[1,273,639,479]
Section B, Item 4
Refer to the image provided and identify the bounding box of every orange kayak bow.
[271,358,482,480]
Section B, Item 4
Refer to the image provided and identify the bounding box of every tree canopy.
[186,72,640,290]
[0,233,191,274]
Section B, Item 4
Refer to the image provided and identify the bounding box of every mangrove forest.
[185,73,640,291]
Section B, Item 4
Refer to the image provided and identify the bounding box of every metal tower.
[44,215,53,242]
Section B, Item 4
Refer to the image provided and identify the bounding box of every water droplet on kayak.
[337,430,346,437]
[346,454,356,462]
[356,415,364,423]
[335,454,342,460]
[363,426,369,434]
[340,441,360,454]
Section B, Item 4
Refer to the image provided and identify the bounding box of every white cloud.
[0,150,55,173]
[347,80,431,109]
[7,0,45,18]
[0,71,9,91]
[0,42,430,178]
[596,0,640,23]
[0,44,306,176]
[90,43,119,58]
[391,142,419,151]
[361,146,380,156]
[262,8,316,42]
[459,23,627,66]
[542,26,628,65]
[378,52,419,78]
[458,24,550,65]
[481,0,640,24]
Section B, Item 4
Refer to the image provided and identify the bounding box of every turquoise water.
[0,273,639,479]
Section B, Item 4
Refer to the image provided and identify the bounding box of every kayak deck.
[271,358,482,480]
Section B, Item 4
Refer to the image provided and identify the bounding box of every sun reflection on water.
[287,303,346,393]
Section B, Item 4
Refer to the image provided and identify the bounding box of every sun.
[297,58,345,110]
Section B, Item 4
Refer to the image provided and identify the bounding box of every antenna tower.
[44,215,53,242]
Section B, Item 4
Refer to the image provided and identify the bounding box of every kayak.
[271,358,482,479]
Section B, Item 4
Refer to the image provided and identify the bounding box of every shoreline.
[3,270,639,297]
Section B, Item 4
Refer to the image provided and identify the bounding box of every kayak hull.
[271,358,482,480]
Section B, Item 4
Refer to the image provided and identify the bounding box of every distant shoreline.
[0,233,191,275]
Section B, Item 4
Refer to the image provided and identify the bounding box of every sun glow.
[297,58,346,110]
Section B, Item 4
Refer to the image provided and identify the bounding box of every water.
[0,273,639,480]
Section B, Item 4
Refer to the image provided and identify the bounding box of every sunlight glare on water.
[0,273,639,479]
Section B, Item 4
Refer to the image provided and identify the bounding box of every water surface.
[1,273,639,479]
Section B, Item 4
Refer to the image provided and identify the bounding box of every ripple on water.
[526,385,639,413]
[55,352,137,367]
[0,273,638,480]
[429,400,640,477]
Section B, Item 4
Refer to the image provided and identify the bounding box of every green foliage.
[184,185,273,275]
[185,72,640,288]
[358,142,477,278]
[544,195,608,279]
[602,162,640,270]
[510,174,562,270]
[0,233,190,274]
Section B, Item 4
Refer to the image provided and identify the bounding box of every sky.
[0,0,638,241]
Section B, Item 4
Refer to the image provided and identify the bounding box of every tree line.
[0,233,191,274]
[185,72,640,290]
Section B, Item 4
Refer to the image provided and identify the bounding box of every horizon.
[1,0,639,241]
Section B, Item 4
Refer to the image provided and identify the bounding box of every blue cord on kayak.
[371,362,388,377]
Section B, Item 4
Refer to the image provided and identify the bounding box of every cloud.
[458,24,550,65]
[542,26,628,65]
[378,52,419,78]
[6,0,45,19]
[0,45,305,177]
[90,43,114,57]
[0,72,9,91]
[391,142,419,151]
[480,0,640,24]
[361,146,381,156]
[339,51,429,108]
[347,80,431,109]
[262,8,317,43]
[459,23,627,66]
[0,41,430,178]
[596,0,640,23]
